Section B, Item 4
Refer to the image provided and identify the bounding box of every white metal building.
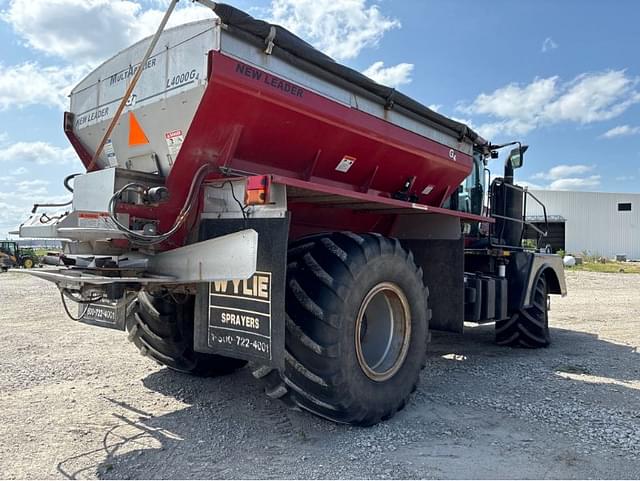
[525,190,640,259]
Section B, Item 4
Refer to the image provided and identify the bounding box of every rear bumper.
[15,229,258,293]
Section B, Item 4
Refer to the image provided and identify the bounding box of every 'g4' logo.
[448,149,457,161]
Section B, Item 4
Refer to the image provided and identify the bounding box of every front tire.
[254,232,430,426]
[127,291,247,377]
[495,275,550,348]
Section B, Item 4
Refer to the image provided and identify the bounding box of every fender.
[524,254,567,308]
[506,252,567,313]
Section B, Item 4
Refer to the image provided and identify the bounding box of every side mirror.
[507,145,528,169]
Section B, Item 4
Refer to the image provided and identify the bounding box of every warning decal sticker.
[335,155,356,173]
[77,212,118,230]
[104,139,118,167]
[165,129,184,160]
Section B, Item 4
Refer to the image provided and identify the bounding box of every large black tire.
[127,291,246,376]
[495,275,550,348]
[253,232,430,426]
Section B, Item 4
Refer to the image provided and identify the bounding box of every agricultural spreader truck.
[16,1,566,425]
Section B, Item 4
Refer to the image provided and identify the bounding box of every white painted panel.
[70,20,216,129]
[68,20,217,172]
[528,190,640,259]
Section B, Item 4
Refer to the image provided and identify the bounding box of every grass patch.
[567,261,640,274]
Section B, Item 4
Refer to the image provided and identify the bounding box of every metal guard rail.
[489,179,549,249]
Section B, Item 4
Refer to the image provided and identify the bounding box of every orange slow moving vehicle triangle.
[128,111,149,146]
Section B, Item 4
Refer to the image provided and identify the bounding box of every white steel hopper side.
[69,19,220,176]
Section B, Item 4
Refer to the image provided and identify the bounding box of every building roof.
[526,215,566,223]
[530,189,640,197]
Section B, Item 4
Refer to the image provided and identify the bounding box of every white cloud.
[16,179,49,194]
[602,124,640,138]
[1,0,214,63]
[461,77,558,121]
[269,0,400,61]
[3,0,398,64]
[518,180,546,190]
[0,141,78,165]
[0,62,89,110]
[461,77,558,138]
[541,37,558,53]
[1,0,402,113]
[459,70,640,139]
[0,138,75,235]
[615,175,635,181]
[532,164,595,180]
[136,3,217,37]
[543,71,640,123]
[526,164,601,191]
[475,120,533,140]
[362,61,414,88]
[548,175,601,190]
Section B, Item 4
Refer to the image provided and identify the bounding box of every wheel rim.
[355,282,411,382]
[24,259,33,269]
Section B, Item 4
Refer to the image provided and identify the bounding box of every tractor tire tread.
[254,232,429,426]
[495,275,550,348]
[127,291,247,377]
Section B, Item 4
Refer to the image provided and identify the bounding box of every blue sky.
[0,0,638,236]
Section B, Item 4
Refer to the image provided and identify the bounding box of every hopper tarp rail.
[208,2,484,145]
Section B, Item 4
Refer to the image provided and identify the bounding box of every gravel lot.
[0,270,639,479]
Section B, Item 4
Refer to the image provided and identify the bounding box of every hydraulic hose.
[31,200,72,214]
[60,289,103,321]
[107,164,211,245]
[63,173,81,193]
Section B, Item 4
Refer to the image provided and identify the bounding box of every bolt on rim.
[355,282,412,382]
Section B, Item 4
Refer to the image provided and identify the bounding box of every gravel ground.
[0,270,639,479]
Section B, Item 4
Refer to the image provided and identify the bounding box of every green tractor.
[0,241,38,270]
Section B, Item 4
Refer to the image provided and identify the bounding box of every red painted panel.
[68,51,480,247]
[170,52,472,204]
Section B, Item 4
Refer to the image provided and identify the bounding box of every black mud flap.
[77,293,135,331]
[194,217,289,369]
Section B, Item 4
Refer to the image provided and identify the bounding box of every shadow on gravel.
[71,324,639,480]
[429,324,639,383]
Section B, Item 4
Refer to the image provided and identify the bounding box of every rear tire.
[254,232,430,426]
[22,258,34,269]
[127,291,247,377]
[495,275,550,348]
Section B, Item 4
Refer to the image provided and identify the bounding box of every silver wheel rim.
[355,282,411,382]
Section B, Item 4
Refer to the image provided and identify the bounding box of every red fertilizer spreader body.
[62,7,482,245]
[13,4,569,429]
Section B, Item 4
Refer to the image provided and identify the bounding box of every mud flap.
[77,293,136,331]
[193,217,289,369]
